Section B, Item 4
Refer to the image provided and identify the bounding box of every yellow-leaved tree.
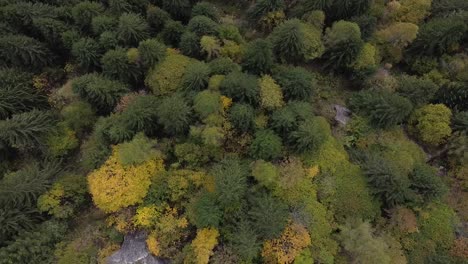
[88,146,164,213]
[190,228,220,264]
[262,221,312,264]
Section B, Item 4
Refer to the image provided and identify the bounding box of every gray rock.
[334,104,351,126]
[107,231,168,264]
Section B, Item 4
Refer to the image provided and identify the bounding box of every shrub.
[200,36,221,60]
[409,104,452,145]
[46,123,79,157]
[228,103,256,133]
[118,133,159,166]
[249,130,283,160]
[242,39,274,74]
[220,72,259,105]
[270,19,324,63]
[60,101,96,135]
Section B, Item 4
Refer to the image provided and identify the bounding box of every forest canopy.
[0,0,467,264]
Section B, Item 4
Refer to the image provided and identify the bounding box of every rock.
[334,104,351,126]
[107,231,168,264]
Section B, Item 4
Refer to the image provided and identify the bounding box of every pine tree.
[101,47,142,84]
[157,94,192,135]
[242,39,274,74]
[0,110,57,149]
[117,13,150,46]
[71,38,101,71]
[138,39,166,69]
[0,35,51,69]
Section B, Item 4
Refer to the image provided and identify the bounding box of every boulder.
[107,231,167,264]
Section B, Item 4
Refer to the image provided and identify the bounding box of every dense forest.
[0,0,467,263]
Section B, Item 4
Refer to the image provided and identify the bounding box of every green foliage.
[349,90,413,128]
[410,163,448,204]
[0,221,67,264]
[117,13,150,46]
[71,38,101,71]
[248,0,284,20]
[101,47,142,84]
[0,35,51,69]
[193,90,222,119]
[46,123,79,157]
[409,104,452,146]
[71,1,104,29]
[192,2,219,21]
[32,17,67,45]
[453,111,468,133]
[0,162,61,208]
[242,39,274,74]
[248,192,288,240]
[437,82,468,111]
[208,57,241,75]
[249,129,283,160]
[79,118,112,171]
[0,208,39,246]
[60,101,96,135]
[228,103,256,133]
[410,16,467,56]
[146,5,171,31]
[273,66,315,101]
[270,101,314,138]
[37,174,87,219]
[160,20,185,46]
[259,75,284,110]
[188,16,219,36]
[91,15,117,35]
[0,70,47,119]
[212,158,248,212]
[220,72,259,105]
[291,117,330,153]
[0,110,57,149]
[162,0,192,20]
[146,52,193,96]
[251,160,280,190]
[338,220,393,264]
[118,133,159,166]
[138,39,166,69]
[98,31,119,50]
[108,95,160,142]
[397,75,439,106]
[187,192,222,228]
[181,61,211,93]
[270,19,324,63]
[180,31,202,58]
[226,221,261,262]
[157,94,192,135]
[72,73,129,113]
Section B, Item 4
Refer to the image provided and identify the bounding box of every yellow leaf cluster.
[259,75,284,110]
[134,205,160,228]
[88,146,164,213]
[220,96,232,112]
[146,232,161,256]
[262,221,312,264]
[191,228,220,264]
